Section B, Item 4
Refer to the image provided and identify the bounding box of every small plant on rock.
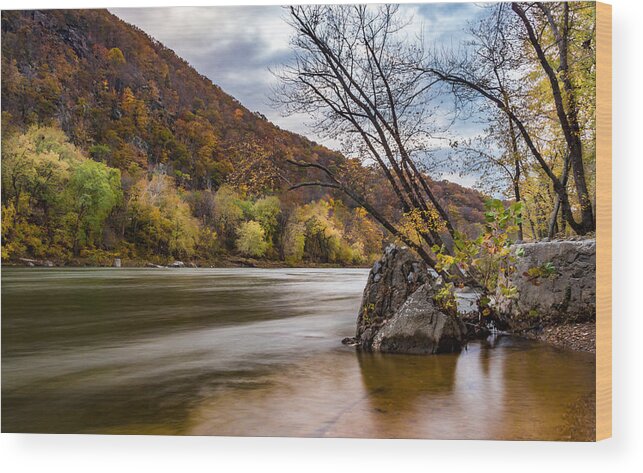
[524,261,557,285]
[432,199,523,320]
[433,282,458,316]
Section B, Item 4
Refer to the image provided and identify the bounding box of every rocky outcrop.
[372,284,467,354]
[502,239,596,324]
[350,245,466,354]
[354,245,432,350]
[348,239,594,355]
[18,258,54,267]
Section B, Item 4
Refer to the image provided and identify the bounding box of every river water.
[1,268,595,439]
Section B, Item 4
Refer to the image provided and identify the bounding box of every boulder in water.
[355,245,432,350]
[372,284,467,355]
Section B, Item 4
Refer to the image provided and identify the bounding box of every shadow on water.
[2,268,595,439]
[357,350,457,408]
[3,359,285,434]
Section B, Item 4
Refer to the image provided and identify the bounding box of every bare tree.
[274,5,462,270]
[425,2,595,236]
[454,126,525,240]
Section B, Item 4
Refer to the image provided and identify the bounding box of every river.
[1,267,595,439]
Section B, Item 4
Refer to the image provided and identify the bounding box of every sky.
[111,3,487,187]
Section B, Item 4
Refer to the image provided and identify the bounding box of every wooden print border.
[596,1,612,441]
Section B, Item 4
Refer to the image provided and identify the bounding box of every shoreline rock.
[348,239,597,355]
[499,239,596,352]
[372,284,467,355]
[6,255,371,270]
[353,245,466,354]
[355,245,432,350]
[18,257,54,267]
[501,239,596,326]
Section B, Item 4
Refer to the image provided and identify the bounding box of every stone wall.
[502,239,596,324]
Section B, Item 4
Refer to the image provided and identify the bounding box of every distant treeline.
[2,127,387,265]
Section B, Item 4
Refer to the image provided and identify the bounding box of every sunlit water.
[1,268,595,439]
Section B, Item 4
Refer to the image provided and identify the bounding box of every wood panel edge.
[595,0,612,441]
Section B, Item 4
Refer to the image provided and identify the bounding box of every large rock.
[355,245,432,349]
[502,239,596,324]
[372,284,467,354]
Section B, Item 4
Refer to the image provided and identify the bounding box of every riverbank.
[499,239,596,354]
[461,315,596,353]
[523,322,596,353]
[3,256,370,270]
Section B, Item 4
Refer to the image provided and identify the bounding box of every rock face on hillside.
[501,239,596,324]
[372,284,468,354]
[351,245,466,354]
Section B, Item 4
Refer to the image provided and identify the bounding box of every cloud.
[111,6,289,110]
[413,1,486,37]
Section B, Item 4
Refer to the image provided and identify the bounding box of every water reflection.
[2,268,595,439]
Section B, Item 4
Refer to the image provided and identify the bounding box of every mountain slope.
[3,9,350,193]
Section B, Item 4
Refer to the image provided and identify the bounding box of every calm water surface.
[1,268,595,439]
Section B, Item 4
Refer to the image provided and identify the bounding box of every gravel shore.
[531,322,596,353]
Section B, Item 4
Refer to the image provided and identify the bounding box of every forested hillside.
[1,9,486,266]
